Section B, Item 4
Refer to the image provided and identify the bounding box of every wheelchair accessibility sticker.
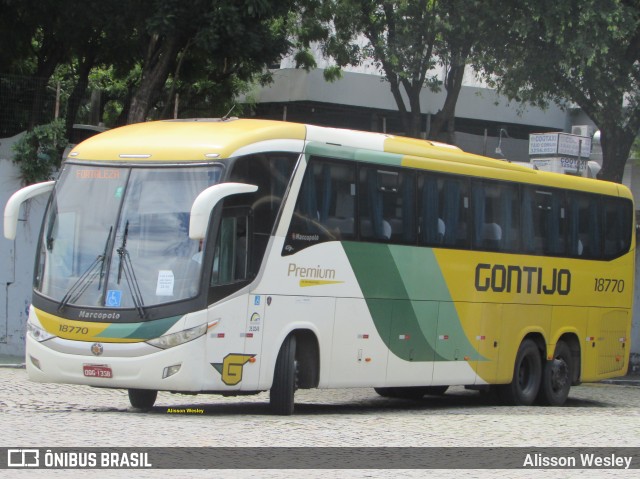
[106,290,122,307]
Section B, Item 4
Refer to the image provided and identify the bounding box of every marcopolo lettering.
[475,263,571,296]
[78,310,121,320]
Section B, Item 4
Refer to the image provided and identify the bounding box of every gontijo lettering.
[475,263,571,295]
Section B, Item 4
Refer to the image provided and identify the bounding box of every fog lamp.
[163,364,182,379]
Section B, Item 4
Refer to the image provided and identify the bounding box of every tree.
[297,0,486,141]
[476,0,640,183]
[62,1,135,138]
[126,0,299,124]
[0,0,303,131]
[0,0,73,130]
[0,0,132,134]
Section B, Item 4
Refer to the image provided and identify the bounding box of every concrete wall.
[247,68,570,132]
[0,134,47,358]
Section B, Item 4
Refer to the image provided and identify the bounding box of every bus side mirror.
[189,183,258,240]
[4,181,55,240]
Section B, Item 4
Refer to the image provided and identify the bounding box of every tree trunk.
[65,49,97,139]
[429,59,466,145]
[385,74,411,135]
[29,33,65,129]
[127,34,184,124]
[406,83,423,138]
[598,128,635,183]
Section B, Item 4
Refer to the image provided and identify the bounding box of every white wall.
[0,134,47,358]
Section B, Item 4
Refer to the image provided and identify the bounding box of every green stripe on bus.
[342,242,483,362]
[97,315,182,340]
[305,142,403,166]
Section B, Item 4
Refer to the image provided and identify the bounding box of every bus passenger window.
[418,174,442,245]
[522,187,566,256]
[359,167,416,244]
[567,193,600,258]
[284,158,355,255]
[471,180,519,252]
[418,174,468,248]
[442,178,469,248]
[603,198,632,257]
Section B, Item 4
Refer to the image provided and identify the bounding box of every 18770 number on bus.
[594,278,625,292]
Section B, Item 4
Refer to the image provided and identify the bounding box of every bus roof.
[69,118,631,200]
[68,118,307,162]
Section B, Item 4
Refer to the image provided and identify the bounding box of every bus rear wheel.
[128,389,157,409]
[537,341,572,406]
[270,334,298,415]
[497,339,542,406]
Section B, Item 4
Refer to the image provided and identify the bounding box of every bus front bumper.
[25,334,212,392]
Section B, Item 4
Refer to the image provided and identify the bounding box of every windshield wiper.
[57,227,113,312]
[98,225,113,291]
[116,220,146,319]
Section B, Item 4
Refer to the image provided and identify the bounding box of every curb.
[0,363,25,369]
[0,356,26,369]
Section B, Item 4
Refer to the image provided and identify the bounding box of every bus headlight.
[146,323,207,350]
[27,322,56,342]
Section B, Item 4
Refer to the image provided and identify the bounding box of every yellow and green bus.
[4,118,634,414]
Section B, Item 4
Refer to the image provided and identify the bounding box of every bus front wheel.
[128,389,157,409]
[537,340,572,406]
[270,334,298,415]
[498,339,542,406]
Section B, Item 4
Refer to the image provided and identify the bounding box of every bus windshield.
[36,164,222,311]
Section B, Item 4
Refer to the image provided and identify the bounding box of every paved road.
[1,367,639,479]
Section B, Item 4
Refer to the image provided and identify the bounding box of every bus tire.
[128,389,157,409]
[537,341,572,406]
[270,334,297,415]
[497,339,542,406]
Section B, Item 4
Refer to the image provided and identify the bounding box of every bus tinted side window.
[566,193,601,258]
[418,173,469,248]
[284,158,356,255]
[603,197,632,258]
[359,166,416,244]
[471,180,520,252]
[283,156,632,260]
[522,187,566,256]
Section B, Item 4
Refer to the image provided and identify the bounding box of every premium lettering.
[288,263,336,280]
[475,263,571,296]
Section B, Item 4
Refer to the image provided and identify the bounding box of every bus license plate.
[83,364,113,378]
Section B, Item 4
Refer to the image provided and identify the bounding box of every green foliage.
[475,0,640,181]
[1,0,301,130]
[11,120,68,185]
[295,1,486,139]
